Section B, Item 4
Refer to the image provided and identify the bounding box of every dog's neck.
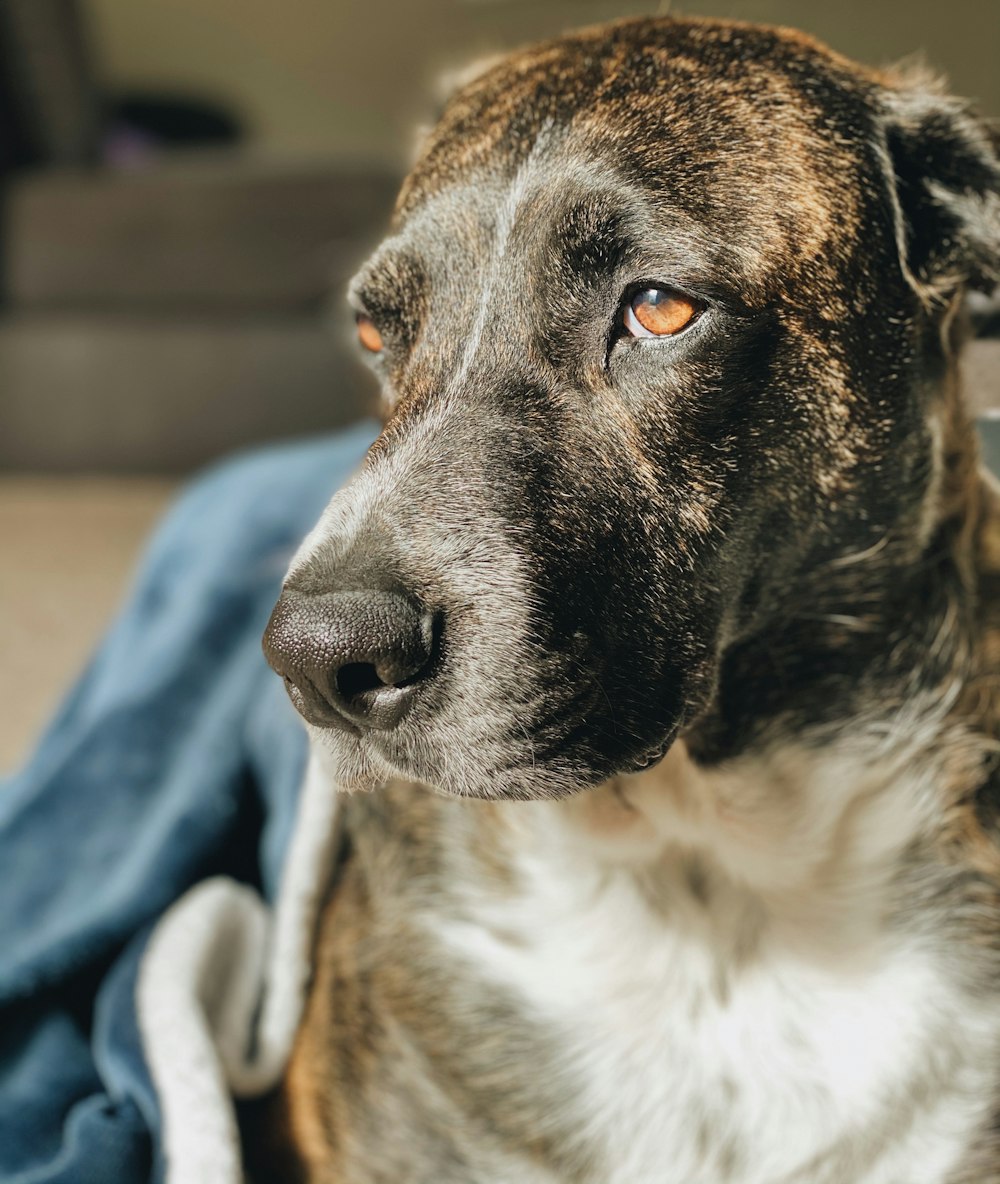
[541,732,951,917]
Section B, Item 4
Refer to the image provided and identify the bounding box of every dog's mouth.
[263,580,691,799]
[622,732,678,776]
[296,675,683,801]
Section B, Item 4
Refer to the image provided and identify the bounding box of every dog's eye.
[624,288,700,338]
[356,314,384,354]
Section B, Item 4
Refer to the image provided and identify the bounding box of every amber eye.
[356,313,384,354]
[623,287,700,338]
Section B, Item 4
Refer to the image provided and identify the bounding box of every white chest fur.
[432,742,1000,1184]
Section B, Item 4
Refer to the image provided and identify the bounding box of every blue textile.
[0,423,376,1184]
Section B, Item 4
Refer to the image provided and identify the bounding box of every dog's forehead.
[373,150,720,305]
[395,16,878,275]
[358,156,713,354]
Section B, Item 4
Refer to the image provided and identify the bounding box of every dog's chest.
[432,826,995,1184]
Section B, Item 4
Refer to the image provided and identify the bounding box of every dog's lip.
[292,669,681,790]
[283,676,363,736]
[621,731,677,775]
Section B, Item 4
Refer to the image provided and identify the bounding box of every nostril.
[336,662,386,700]
[335,618,438,705]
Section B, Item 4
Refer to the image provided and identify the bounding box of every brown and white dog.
[261,17,1000,1183]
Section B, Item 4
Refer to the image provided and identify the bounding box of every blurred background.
[1,0,997,769]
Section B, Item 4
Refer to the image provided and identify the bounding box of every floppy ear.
[880,71,1000,303]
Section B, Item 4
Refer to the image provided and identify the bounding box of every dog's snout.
[263,589,437,731]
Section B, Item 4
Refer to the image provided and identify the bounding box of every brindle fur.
[259,16,1000,1183]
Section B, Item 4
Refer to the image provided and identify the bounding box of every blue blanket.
[3,416,1000,1183]
[0,423,376,1184]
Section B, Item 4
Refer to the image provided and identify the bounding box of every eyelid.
[348,290,376,323]
[349,295,400,342]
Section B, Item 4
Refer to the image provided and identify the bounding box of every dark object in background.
[102,93,243,170]
[110,93,242,149]
[0,0,99,170]
[0,1,242,173]
[0,40,40,174]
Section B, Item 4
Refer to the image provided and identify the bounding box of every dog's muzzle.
[262,588,438,732]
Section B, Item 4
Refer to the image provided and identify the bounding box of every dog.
[261,16,1000,1183]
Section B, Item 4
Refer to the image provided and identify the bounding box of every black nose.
[262,589,437,731]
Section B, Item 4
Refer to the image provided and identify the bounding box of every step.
[4,154,399,311]
[0,312,372,473]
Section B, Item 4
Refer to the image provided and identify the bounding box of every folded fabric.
[0,422,376,1184]
[4,417,1000,1184]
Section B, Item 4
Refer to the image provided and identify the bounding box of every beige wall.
[85,0,1000,169]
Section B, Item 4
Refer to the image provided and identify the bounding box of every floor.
[0,477,175,774]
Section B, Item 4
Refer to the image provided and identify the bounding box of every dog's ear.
[880,70,1000,303]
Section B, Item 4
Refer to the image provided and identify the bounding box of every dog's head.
[264,17,1000,799]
